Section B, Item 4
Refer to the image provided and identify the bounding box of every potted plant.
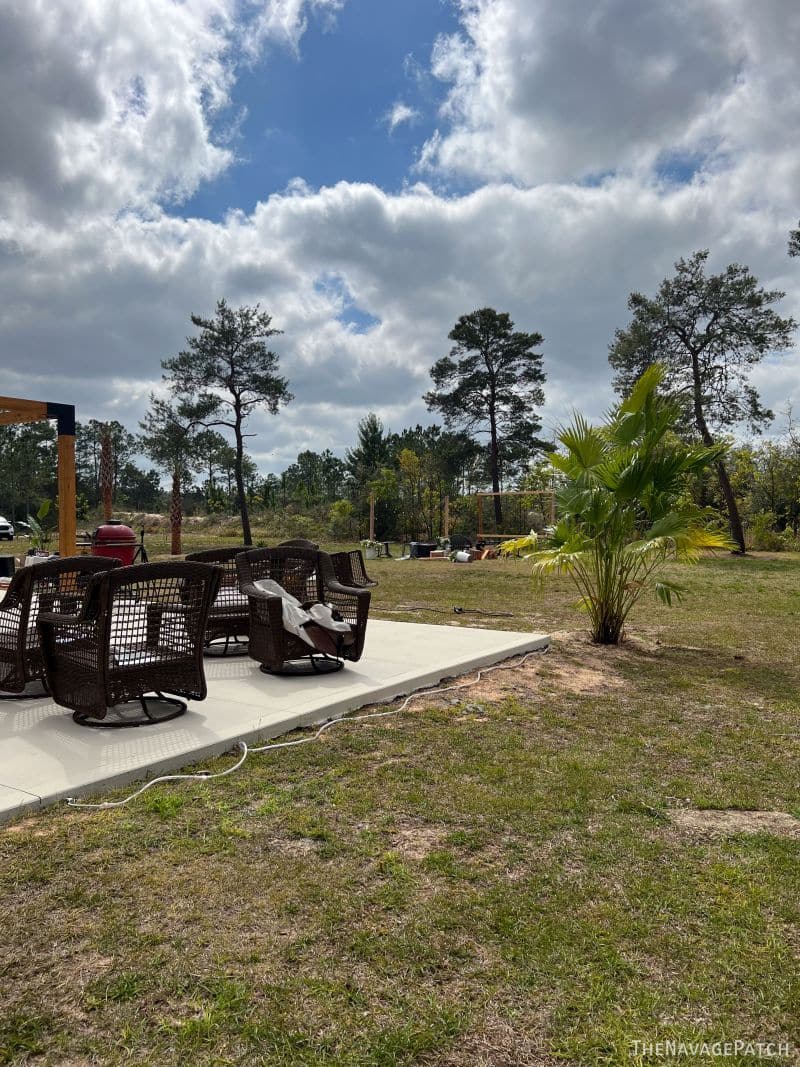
[25,500,56,560]
[360,538,382,560]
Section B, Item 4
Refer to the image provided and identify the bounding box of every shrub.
[501,365,732,644]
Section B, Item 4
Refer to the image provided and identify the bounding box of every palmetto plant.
[501,366,732,643]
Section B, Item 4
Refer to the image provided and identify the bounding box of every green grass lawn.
[1,552,799,1065]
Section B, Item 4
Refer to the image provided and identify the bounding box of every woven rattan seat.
[0,556,121,698]
[236,546,370,675]
[328,549,377,588]
[185,546,250,655]
[38,561,221,726]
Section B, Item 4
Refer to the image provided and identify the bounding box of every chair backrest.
[329,549,377,588]
[236,547,321,604]
[84,561,222,659]
[185,547,249,612]
[185,547,249,564]
[5,555,121,637]
[0,556,121,690]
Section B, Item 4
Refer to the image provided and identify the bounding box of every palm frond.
[654,580,685,606]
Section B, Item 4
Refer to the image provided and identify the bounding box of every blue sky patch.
[181,0,460,222]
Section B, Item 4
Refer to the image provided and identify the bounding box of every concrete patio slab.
[0,620,549,821]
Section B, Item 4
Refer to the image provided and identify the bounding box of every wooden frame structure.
[0,396,76,557]
[475,490,556,541]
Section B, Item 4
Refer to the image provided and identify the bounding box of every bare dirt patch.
[444,632,629,705]
[670,809,800,839]
[2,815,53,836]
[389,821,449,860]
[265,836,319,856]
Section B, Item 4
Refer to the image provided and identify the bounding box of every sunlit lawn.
[1,549,798,1065]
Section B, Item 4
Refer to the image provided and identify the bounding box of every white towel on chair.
[252,579,351,648]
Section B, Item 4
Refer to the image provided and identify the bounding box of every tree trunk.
[233,415,251,545]
[714,458,746,553]
[690,352,746,553]
[170,467,182,556]
[489,408,503,527]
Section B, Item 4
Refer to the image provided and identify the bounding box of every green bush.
[328,499,355,539]
[747,511,785,551]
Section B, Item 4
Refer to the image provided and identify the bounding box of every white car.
[0,517,14,541]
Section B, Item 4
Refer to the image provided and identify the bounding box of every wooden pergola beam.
[0,396,49,416]
[0,395,76,557]
[0,411,49,427]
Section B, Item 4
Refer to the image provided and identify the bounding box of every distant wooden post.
[369,491,375,541]
[100,426,113,520]
[443,495,450,539]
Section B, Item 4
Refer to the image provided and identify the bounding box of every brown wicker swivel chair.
[236,546,370,675]
[0,556,121,698]
[277,540,377,588]
[185,547,250,655]
[38,561,221,726]
[328,550,378,588]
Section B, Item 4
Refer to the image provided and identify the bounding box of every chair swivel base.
[0,678,50,700]
[204,635,249,657]
[260,654,344,676]
[73,692,187,728]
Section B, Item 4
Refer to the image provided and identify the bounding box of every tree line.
[2,221,798,552]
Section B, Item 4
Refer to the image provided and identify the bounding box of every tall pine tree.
[424,308,548,525]
[609,250,795,552]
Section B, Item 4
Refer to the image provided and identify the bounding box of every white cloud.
[0,0,240,226]
[0,0,344,229]
[385,101,420,132]
[0,0,797,475]
[241,0,344,58]
[418,0,800,188]
[2,172,798,467]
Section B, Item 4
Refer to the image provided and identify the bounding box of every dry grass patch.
[433,1013,564,1067]
[389,821,450,861]
[670,809,800,839]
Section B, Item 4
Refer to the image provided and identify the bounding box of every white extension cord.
[66,648,547,811]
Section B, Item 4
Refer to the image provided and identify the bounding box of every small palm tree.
[502,365,732,643]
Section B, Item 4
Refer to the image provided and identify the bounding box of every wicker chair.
[328,549,378,589]
[276,541,377,588]
[185,547,250,655]
[0,556,121,698]
[236,546,370,675]
[38,561,221,727]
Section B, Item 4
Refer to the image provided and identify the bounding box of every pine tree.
[424,308,548,525]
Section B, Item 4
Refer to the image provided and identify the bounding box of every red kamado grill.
[91,520,137,566]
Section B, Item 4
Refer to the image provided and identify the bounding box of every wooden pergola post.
[0,396,77,557]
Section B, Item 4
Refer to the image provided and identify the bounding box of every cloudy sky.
[2,0,799,472]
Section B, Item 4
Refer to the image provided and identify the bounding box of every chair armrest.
[239,581,283,602]
[321,577,371,602]
[0,590,24,614]
[37,610,93,629]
